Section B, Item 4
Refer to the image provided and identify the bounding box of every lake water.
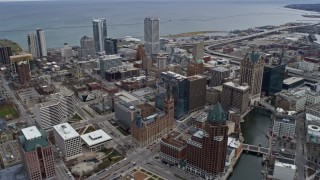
[0,0,318,49]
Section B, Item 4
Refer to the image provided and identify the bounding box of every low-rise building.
[53,123,83,161]
[272,158,296,180]
[275,90,307,112]
[282,77,304,90]
[81,129,112,151]
[159,131,187,166]
[272,115,296,139]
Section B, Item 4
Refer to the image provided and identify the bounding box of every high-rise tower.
[36,29,47,57]
[92,18,107,52]
[186,103,228,179]
[239,51,264,102]
[18,126,56,180]
[144,17,160,55]
[27,33,40,59]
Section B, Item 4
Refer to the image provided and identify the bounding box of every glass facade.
[262,64,285,96]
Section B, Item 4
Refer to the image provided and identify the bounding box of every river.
[228,108,272,180]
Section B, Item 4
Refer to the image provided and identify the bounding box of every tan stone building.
[221,81,250,114]
[239,51,264,103]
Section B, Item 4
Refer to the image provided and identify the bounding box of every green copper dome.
[207,102,227,122]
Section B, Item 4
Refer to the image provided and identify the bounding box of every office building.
[221,82,250,114]
[0,46,12,65]
[159,131,187,165]
[17,61,31,84]
[239,51,264,102]
[27,33,40,59]
[262,64,285,96]
[114,101,138,130]
[37,101,62,131]
[157,71,188,119]
[18,126,56,180]
[156,52,168,70]
[282,77,305,90]
[104,38,118,55]
[272,115,296,138]
[79,36,95,58]
[55,87,76,119]
[99,55,122,79]
[186,103,228,179]
[187,75,206,112]
[53,123,83,161]
[92,18,107,52]
[193,41,204,61]
[142,57,152,72]
[9,54,32,75]
[144,17,160,55]
[187,61,204,76]
[210,67,230,87]
[275,90,307,112]
[131,93,174,147]
[272,158,296,180]
[36,29,47,57]
[81,130,112,151]
[61,43,73,58]
[206,86,222,105]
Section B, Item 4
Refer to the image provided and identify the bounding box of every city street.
[295,117,307,180]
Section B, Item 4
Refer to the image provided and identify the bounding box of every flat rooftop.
[223,81,249,91]
[53,123,79,140]
[81,129,112,147]
[283,77,304,85]
[275,158,296,169]
[161,131,186,148]
[275,116,296,124]
[21,126,42,141]
[115,91,139,103]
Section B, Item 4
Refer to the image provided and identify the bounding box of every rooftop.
[283,77,304,85]
[81,129,112,147]
[223,81,249,91]
[115,91,139,103]
[207,102,227,122]
[161,131,186,149]
[53,123,79,140]
[275,115,296,125]
[212,66,229,72]
[275,158,296,169]
[21,126,41,141]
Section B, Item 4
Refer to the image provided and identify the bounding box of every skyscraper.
[27,33,40,59]
[193,41,204,61]
[79,36,95,58]
[92,18,107,52]
[17,61,31,84]
[36,29,47,57]
[187,75,206,112]
[18,126,56,180]
[221,81,250,114]
[210,67,230,87]
[239,51,264,102]
[186,103,228,179]
[144,17,160,55]
[262,64,285,96]
[0,46,12,65]
[104,38,118,55]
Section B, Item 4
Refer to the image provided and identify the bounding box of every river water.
[229,108,272,180]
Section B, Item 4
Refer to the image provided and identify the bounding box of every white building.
[27,33,40,59]
[81,129,112,151]
[53,123,83,161]
[61,43,73,58]
[144,17,160,55]
[92,18,107,52]
[273,115,296,138]
[54,87,76,119]
[273,158,296,180]
[36,29,47,57]
[37,101,62,131]
[307,125,320,144]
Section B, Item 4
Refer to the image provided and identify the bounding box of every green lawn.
[0,39,23,53]
[0,105,19,120]
[97,149,124,171]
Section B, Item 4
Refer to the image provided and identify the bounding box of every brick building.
[186,103,228,179]
[131,91,174,147]
[17,126,56,180]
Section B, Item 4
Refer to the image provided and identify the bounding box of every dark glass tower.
[262,64,285,96]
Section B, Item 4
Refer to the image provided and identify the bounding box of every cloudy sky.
[0,0,319,2]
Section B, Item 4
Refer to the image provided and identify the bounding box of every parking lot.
[17,88,40,105]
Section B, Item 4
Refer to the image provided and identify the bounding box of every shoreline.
[284,4,320,14]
